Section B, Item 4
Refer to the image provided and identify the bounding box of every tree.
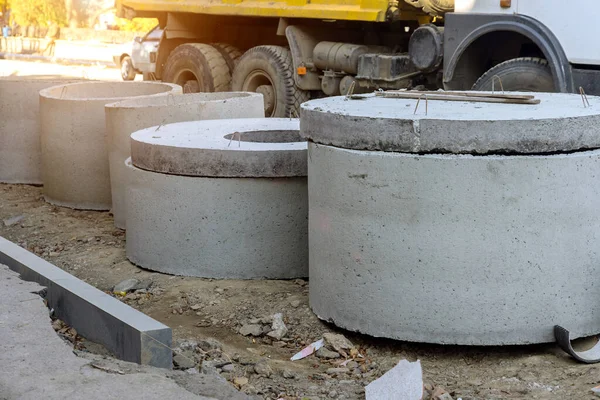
[9,0,66,27]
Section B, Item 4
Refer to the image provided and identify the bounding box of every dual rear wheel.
[162,43,309,117]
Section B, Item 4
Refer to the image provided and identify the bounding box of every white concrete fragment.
[365,360,423,400]
[105,92,263,228]
[39,81,181,210]
[0,76,83,184]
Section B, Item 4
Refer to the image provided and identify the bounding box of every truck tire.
[120,56,136,81]
[162,43,230,93]
[231,45,309,118]
[472,57,555,92]
[404,0,454,16]
[210,43,243,74]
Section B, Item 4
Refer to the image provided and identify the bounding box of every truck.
[115,0,600,117]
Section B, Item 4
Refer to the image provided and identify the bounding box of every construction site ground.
[0,61,598,400]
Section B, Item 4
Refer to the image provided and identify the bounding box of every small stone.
[282,369,296,379]
[346,360,359,369]
[233,377,249,387]
[326,367,349,376]
[214,288,224,294]
[436,394,453,400]
[290,299,301,308]
[266,313,288,340]
[49,251,60,257]
[239,324,263,337]
[190,304,202,310]
[137,298,145,306]
[173,353,196,369]
[323,333,354,353]
[221,363,235,372]
[328,390,338,398]
[198,338,222,351]
[185,367,198,374]
[316,347,341,359]
[3,215,24,227]
[112,278,140,294]
[253,360,273,377]
[201,360,219,376]
[294,279,307,286]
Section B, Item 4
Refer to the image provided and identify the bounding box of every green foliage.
[115,17,158,33]
[9,0,67,26]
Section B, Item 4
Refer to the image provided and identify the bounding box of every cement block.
[300,92,600,154]
[0,235,172,367]
[307,143,600,344]
[130,118,305,177]
[105,92,263,229]
[39,81,182,210]
[125,158,308,278]
[0,76,84,184]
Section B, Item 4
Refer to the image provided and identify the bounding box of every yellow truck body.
[116,0,394,23]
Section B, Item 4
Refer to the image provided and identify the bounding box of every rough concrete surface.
[125,159,308,279]
[39,81,182,210]
[0,76,84,184]
[300,92,600,154]
[0,235,172,368]
[0,264,249,400]
[131,118,305,177]
[308,143,600,345]
[105,92,264,229]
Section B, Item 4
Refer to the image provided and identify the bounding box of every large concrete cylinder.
[39,81,181,210]
[126,118,308,279]
[301,93,600,345]
[0,76,84,184]
[105,92,264,229]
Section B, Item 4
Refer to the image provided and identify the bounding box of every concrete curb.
[0,236,172,368]
[0,52,115,68]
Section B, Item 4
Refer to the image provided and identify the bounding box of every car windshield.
[144,26,163,41]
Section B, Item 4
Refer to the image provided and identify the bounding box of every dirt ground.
[2,183,599,399]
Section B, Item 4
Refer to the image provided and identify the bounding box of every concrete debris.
[291,338,325,361]
[176,339,199,352]
[365,359,423,400]
[239,324,263,337]
[290,299,301,308]
[3,215,24,227]
[326,367,350,376]
[221,364,235,372]
[266,313,288,340]
[198,338,222,352]
[173,353,196,370]
[316,347,341,359]
[112,278,150,294]
[233,377,249,387]
[200,360,220,376]
[253,360,273,377]
[282,369,296,379]
[323,333,354,353]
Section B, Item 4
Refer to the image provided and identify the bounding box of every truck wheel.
[120,56,136,81]
[472,57,555,92]
[211,43,242,75]
[404,0,454,16]
[162,43,230,93]
[231,45,309,118]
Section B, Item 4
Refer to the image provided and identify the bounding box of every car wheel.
[472,57,555,92]
[121,56,136,81]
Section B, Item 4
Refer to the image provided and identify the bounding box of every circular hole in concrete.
[223,130,303,143]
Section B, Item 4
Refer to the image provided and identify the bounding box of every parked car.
[113,26,163,81]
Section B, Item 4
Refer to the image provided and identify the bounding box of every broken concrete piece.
[3,215,24,227]
[173,353,196,370]
[365,360,423,400]
[316,347,341,359]
[266,313,288,340]
[253,360,273,377]
[323,333,354,353]
[239,324,263,337]
[113,278,141,294]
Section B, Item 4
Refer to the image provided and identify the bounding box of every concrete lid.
[130,118,306,177]
[300,92,600,154]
